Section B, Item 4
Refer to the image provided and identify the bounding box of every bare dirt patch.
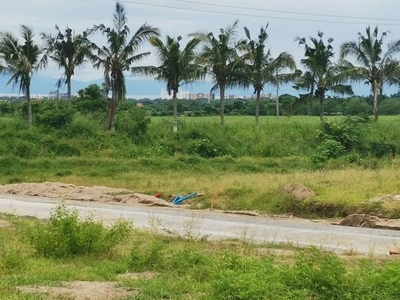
[0,182,172,207]
[18,281,137,300]
[0,219,11,228]
[116,271,158,281]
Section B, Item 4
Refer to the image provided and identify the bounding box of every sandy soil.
[0,182,173,207]
[1,182,400,231]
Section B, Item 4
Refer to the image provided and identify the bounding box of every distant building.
[48,91,68,100]
[161,89,190,99]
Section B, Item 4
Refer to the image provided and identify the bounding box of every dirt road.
[1,194,400,256]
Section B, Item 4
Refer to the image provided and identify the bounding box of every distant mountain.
[0,74,398,98]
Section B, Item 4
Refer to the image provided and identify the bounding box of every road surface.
[1,194,400,256]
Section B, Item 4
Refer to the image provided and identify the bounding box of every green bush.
[316,116,370,152]
[311,139,345,164]
[42,138,81,157]
[115,104,151,143]
[28,204,131,258]
[36,108,74,129]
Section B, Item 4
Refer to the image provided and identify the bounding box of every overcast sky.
[1,0,400,82]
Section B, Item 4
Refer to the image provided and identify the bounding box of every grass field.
[2,114,400,217]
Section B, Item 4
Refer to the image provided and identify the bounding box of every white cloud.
[1,0,400,84]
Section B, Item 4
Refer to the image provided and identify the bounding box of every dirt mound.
[18,281,137,300]
[339,214,379,228]
[367,195,400,204]
[338,214,400,230]
[281,183,316,201]
[0,182,172,207]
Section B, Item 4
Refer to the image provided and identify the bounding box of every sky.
[1,0,400,89]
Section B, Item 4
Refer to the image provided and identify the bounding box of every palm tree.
[293,71,314,116]
[86,2,159,130]
[296,32,353,120]
[340,26,400,121]
[192,20,247,126]
[0,25,46,127]
[244,25,297,124]
[41,25,90,109]
[148,36,203,132]
[243,25,269,125]
[267,53,297,121]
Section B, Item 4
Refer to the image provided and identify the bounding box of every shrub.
[28,204,131,258]
[316,116,370,152]
[115,105,151,143]
[42,138,81,157]
[36,108,74,129]
[368,140,396,158]
[311,139,345,164]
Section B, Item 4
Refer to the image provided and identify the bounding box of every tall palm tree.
[148,36,203,132]
[296,32,353,120]
[87,2,159,130]
[192,20,247,126]
[293,70,315,116]
[41,25,90,109]
[243,25,270,125]
[0,25,46,127]
[340,26,400,121]
[267,53,297,121]
[244,25,297,124]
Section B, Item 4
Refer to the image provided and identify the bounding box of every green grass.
[1,212,400,299]
[2,115,400,218]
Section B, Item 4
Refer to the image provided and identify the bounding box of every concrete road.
[1,195,400,256]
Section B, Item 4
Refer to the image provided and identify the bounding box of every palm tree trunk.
[276,84,280,122]
[373,81,379,121]
[107,89,117,131]
[219,86,225,127]
[309,84,314,116]
[173,90,178,133]
[26,85,32,128]
[56,89,59,110]
[67,76,72,109]
[319,93,324,121]
[255,90,260,126]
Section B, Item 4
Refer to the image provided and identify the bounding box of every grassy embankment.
[1,115,400,217]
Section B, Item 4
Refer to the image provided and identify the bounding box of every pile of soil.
[281,183,316,201]
[0,182,172,207]
[337,214,400,230]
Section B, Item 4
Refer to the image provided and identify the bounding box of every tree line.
[1,2,400,131]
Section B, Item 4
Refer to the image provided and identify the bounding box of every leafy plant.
[28,204,131,257]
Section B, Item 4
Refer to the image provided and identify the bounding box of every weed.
[27,204,131,258]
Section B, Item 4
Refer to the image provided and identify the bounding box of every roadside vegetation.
[1,208,400,299]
